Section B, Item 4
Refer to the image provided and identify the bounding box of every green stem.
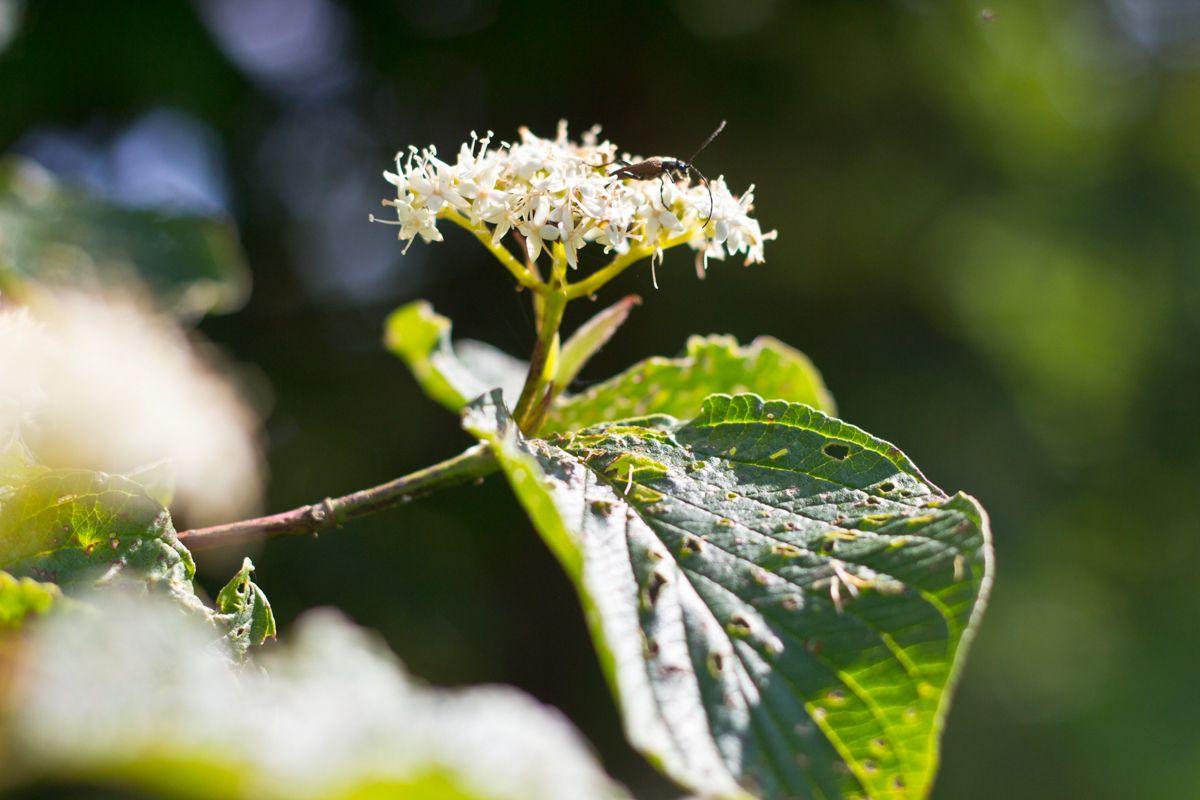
[512,285,565,431]
[513,246,570,431]
[177,444,498,552]
[441,209,547,292]
[564,232,695,300]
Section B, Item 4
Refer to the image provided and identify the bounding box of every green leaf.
[215,557,277,658]
[556,294,641,390]
[386,300,834,440]
[0,461,199,607]
[0,157,249,317]
[0,440,274,655]
[546,334,837,434]
[3,594,631,800]
[124,459,177,508]
[0,571,60,632]
[384,300,526,411]
[464,391,993,800]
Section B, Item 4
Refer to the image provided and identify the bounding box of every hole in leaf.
[823,443,850,460]
[879,481,895,493]
[646,571,668,605]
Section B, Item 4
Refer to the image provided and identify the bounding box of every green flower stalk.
[371,121,776,430]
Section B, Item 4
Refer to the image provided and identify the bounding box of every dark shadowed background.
[3,1,1198,797]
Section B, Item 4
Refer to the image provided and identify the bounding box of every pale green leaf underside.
[384,300,526,411]
[465,391,992,800]
[4,598,629,800]
[387,300,835,434]
[0,157,249,317]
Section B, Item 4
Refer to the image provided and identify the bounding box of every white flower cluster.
[372,121,776,272]
[0,292,264,525]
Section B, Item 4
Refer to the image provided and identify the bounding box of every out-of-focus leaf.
[215,557,276,658]
[384,300,526,411]
[0,571,59,632]
[1,593,630,800]
[0,439,273,655]
[465,391,993,800]
[0,157,249,317]
[124,459,177,508]
[0,459,198,609]
[456,339,527,408]
[546,334,836,434]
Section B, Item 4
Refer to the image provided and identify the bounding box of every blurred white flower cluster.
[8,596,627,800]
[372,121,776,271]
[0,291,264,525]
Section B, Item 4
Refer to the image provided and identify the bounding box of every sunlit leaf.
[384,299,525,411]
[465,391,992,800]
[546,334,836,434]
[0,461,197,604]
[0,571,60,632]
[0,440,274,655]
[215,557,277,658]
[0,157,249,317]
[386,301,834,439]
[1,594,630,800]
[556,294,641,390]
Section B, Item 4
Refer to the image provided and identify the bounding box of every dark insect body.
[604,120,727,225]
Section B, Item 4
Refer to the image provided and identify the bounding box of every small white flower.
[373,121,775,275]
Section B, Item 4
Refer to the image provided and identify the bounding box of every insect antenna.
[683,121,725,225]
[684,120,727,165]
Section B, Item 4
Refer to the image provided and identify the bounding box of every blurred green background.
[3,1,1198,797]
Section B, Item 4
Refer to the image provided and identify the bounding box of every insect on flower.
[371,121,775,275]
[602,120,726,226]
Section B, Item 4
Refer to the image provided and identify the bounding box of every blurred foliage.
[3,595,628,800]
[0,435,276,661]
[0,157,249,317]
[0,570,59,632]
[1,0,1197,798]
